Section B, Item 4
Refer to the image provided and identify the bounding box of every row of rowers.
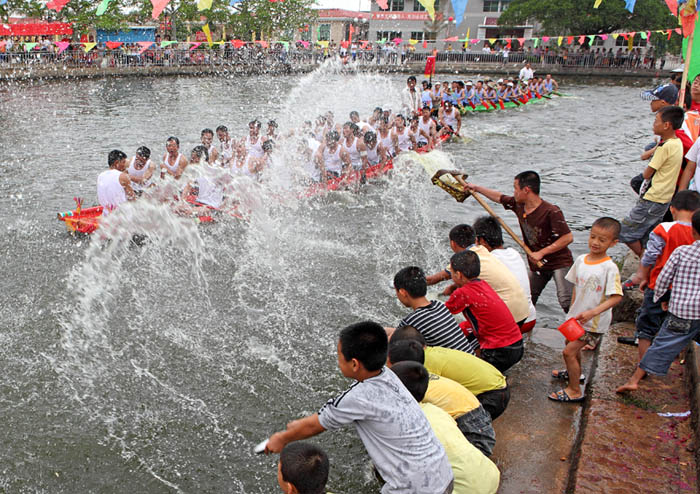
[95,108,459,210]
[403,75,560,113]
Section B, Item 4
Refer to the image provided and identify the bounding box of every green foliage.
[498,0,677,36]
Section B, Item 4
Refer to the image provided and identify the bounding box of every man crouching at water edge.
[265,321,455,494]
[97,150,134,213]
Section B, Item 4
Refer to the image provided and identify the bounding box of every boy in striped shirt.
[393,266,478,354]
[617,209,700,393]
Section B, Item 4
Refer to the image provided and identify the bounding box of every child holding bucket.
[549,218,624,403]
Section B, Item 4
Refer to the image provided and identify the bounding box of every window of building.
[424,31,437,41]
[318,24,330,41]
[377,30,402,41]
[410,31,424,41]
[500,0,513,11]
[380,0,405,10]
[483,0,499,12]
[414,0,439,11]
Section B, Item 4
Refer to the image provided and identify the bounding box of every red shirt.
[445,279,523,350]
[648,221,694,289]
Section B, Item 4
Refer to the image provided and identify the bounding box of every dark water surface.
[0,67,655,493]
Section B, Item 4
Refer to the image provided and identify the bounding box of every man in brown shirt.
[466,171,574,312]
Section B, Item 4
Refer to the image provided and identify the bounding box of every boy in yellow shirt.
[388,339,496,456]
[391,361,500,494]
[620,106,685,257]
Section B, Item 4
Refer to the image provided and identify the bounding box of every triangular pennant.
[612,33,619,40]
[422,40,427,48]
[409,39,418,45]
[197,0,212,10]
[106,41,123,49]
[232,39,245,48]
[24,42,38,51]
[416,0,435,20]
[600,34,608,40]
[542,36,550,43]
[578,35,585,45]
[0,41,5,52]
[625,0,636,13]
[55,41,70,54]
[594,0,602,6]
[557,36,563,46]
[566,35,574,45]
[450,0,468,25]
[151,0,170,19]
[588,35,595,44]
[189,42,202,50]
[517,37,525,45]
[161,40,176,47]
[488,38,496,44]
[664,0,678,16]
[137,41,153,54]
[96,0,110,16]
[668,29,673,40]
[376,0,388,8]
[533,38,539,48]
[202,23,213,47]
[640,32,647,39]
[83,42,96,53]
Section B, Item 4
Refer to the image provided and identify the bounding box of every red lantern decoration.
[448,16,453,22]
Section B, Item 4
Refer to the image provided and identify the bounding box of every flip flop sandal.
[551,370,586,382]
[548,389,585,403]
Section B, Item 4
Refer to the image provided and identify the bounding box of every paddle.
[431,169,545,268]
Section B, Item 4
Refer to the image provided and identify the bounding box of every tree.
[498,0,676,36]
[227,0,316,41]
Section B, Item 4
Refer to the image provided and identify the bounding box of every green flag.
[683,21,700,84]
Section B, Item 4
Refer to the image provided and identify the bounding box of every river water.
[0,65,656,493]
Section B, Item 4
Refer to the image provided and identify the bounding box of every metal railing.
[0,45,668,71]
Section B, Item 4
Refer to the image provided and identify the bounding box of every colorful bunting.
[557,36,563,46]
[681,0,698,37]
[0,41,6,51]
[55,41,70,54]
[189,42,202,50]
[625,0,636,12]
[450,0,468,25]
[393,37,403,44]
[105,41,122,49]
[96,0,110,15]
[137,41,153,54]
[593,0,602,6]
[161,40,176,47]
[542,36,550,42]
[533,38,539,48]
[151,0,170,19]
[566,35,574,45]
[83,42,96,53]
[301,40,310,48]
[409,39,419,45]
[612,33,619,39]
[202,23,213,47]
[24,42,38,51]
[600,34,608,40]
[197,0,212,10]
[422,40,428,48]
[375,0,388,8]
[232,39,245,48]
[444,36,458,42]
[640,31,647,39]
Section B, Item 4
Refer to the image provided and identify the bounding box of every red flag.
[667,29,673,40]
[232,39,245,48]
[682,12,698,37]
[422,40,428,48]
[376,0,388,8]
[424,56,435,77]
[578,35,586,45]
[566,36,574,45]
[106,41,123,49]
[349,23,354,42]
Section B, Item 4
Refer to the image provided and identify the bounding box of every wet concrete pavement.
[491,326,595,494]
[491,323,697,494]
[573,323,696,494]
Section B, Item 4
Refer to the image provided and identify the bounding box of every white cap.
[497,78,503,83]
[465,80,473,85]
[506,82,514,87]
[672,66,684,73]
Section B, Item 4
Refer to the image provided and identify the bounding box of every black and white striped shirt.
[398,300,479,354]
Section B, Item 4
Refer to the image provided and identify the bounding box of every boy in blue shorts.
[265,321,454,494]
[549,217,623,402]
[617,210,700,393]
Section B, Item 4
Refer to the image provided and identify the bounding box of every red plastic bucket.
[558,318,585,342]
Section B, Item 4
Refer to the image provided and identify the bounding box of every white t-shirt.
[318,367,453,494]
[684,138,700,192]
[491,247,537,323]
[519,66,534,81]
[565,254,623,333]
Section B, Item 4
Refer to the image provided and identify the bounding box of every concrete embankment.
[0,60,663,82]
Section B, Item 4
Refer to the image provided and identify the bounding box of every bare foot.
[583,343,596,351]
[616,382,638,394]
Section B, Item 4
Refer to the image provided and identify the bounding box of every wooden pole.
[452,175,545,268]
[680,29,695,109]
